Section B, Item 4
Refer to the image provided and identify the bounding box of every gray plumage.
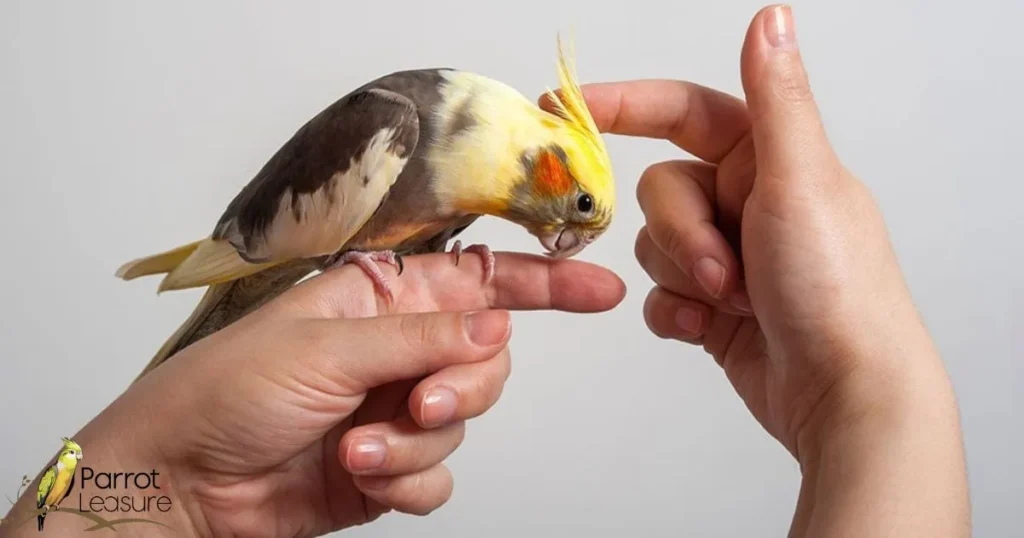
[128,69,484,378]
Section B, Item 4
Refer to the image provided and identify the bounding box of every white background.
[2,1,1021,536]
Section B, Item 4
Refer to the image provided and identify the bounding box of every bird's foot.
[449,240,495,283]
[325,250,404,302]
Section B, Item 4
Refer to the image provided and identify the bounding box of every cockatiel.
[117,37,615,379]
[35,437,82,531]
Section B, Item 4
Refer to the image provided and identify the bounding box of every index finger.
[540,80,751,164]
[286,251,627,319]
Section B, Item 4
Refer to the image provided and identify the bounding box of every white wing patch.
[259,127,409,261]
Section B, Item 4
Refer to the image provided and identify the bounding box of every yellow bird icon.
[35,437,82,531]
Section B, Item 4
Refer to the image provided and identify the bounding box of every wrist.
[795,337,956,469]
[793,304,954,470]
[790,340,970,537]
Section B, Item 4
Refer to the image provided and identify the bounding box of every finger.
[340,416,465,476]
[635,160,747,305]
[302,309,511,393]
[407,347,511,429]
[740,4,837,184]
[539,79,750,164]
[288,251,627,319]
[635,227,752,316]
[642,286,712,344]
[353,464,454,516]
[349,379,416,428]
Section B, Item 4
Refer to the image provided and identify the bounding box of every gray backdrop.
[2,1,1021,536]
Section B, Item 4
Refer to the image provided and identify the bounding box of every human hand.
[541,5,968,536]
[2,252,624,538]
[544,2,960,474]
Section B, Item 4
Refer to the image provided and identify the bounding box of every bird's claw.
[325,250,403,302]
[450,240,495,283]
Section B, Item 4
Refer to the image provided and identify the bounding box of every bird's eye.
[576,193,594,213]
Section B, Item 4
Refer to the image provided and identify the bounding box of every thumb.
[740,4,836,182]
[306,309,512,393]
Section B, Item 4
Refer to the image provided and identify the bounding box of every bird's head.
[502,36,615,258]
[59,437,83,463]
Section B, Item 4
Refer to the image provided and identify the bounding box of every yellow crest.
[59,437,82,459]
[543,33,615,214]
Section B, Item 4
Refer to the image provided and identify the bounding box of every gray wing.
[213,88,421,263]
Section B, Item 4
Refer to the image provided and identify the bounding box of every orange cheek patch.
[532,150,573,197]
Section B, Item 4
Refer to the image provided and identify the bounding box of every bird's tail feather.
[133,283,232,381]
[115,240,203,281]
[116,238,278,293]
[129,259,320,382]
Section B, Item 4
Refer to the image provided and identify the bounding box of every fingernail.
[765,5,797,49]
[465,310,510,346]
[675,307,703,335]
[421,386,458,427]
[693,258,726,298]
[729,291,753,313]
[347,438,387,473]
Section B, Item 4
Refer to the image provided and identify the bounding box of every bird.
[36,437,83,531]
[115,36,616,380]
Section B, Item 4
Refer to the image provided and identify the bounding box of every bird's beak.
[537,227,593,259]
[76,452,82,460]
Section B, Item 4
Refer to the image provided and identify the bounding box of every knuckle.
[636,165,656,201]
[652,225,692,269]
[293,321,335,365]
[500,350,512,383]
[642,291,671,339]
[434,471,455,506]
[398,314,438,350]
[644,316,671,340]
[634,227,651,266]
[408,476,442,517]
[636,161,672,203]
[771,57,814,105]
[472,370,502,408]
[294,320,324,352]
[450,422,467,448]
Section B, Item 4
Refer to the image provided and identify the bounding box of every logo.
[1,437,175,533]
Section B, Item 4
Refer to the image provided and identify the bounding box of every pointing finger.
[540,79,750,164]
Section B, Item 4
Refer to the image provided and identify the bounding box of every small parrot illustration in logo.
[35,437,82,531]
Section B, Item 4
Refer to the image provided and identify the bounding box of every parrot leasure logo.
[0,437,175,533]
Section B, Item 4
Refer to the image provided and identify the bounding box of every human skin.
[0,252,625,537]
[540,4,970,537]
[1,5,971,538]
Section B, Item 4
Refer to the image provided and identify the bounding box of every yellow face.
[523,35,616,257]
[501,125,615,258]
[453,35,617,258]
[59,437,83,463]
